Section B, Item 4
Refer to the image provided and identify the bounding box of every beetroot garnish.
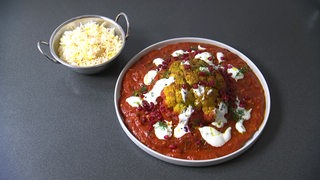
[222,94,229,101]
[199,81,206,86]
[148,125,153,132]
[156,96,163,103]
[159,105,166,112]
[162,64,168,69]
[193,83,199,89]
[198,71,206,76]
[148,115,155,122]
[156,111,162,118]
[181,54,187,59]
[219,89,225,95]
[149,102,155,110]
[142,100,149,110]
[137,105,143,111]
[182,84,187,89]
[141,117,147,123]
[164,135,169,139]
[184,64,191,70]
[208,66,214,72]
[239,101,246,108]
[196,139,202,145]
[158,64,163,69]
[208,80,215,87]
[173,57,178,61]
[169,144,177,149]
[162,60,168,65]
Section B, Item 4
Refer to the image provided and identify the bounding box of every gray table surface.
[1,0,319,179]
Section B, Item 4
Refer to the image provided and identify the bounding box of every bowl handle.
[115,12,130,39]
[37,41,60,64]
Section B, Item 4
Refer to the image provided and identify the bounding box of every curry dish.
[119,42,266,160]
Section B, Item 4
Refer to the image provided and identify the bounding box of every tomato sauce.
[119,42,266,160]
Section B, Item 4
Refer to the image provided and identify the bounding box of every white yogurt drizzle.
[216,52,224,63]
[143,76,175,104]
[181,60,190,66]
[199,66,210,73]
[143,58,166,85]
[180,88,188,102]
[195,52,214,66]
[211,102,228,128]
[126,76,175,107]
[227,64,244,81]
[153,58,164,66]
[143,70,158,85]
[192,85,205,97]
[198,45,206,50]
[171,50,188,57]
[153,120,172,140]
[174,105,194,138]
[234,97,252,133]
[125,96,143,108]
[199,126,232,147]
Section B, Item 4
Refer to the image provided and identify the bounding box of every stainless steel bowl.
[37,12,129,74]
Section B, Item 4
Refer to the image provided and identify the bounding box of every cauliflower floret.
[162,57,226,117]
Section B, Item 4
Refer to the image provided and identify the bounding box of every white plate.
[114,37,271,166]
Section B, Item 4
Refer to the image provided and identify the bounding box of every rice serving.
[58,21,123,67]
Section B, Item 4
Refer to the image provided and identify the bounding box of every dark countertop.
[1,0,319,179]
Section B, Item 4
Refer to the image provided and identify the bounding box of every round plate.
[114,37,271,166]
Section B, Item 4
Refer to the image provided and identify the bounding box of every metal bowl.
[37,12,129,74]
[114,37,271,166]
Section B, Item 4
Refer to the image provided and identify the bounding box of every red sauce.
[119,42,266,160]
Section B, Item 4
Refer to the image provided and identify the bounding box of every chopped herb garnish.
[230,108,245,121]
[235,66,248,78]
[132,91,139,96]
[158,121,167,130]
[198,60,207,67]
[162,70,171,78]
[230,107,245,122]
[132,85,148,96]
[190,46,197,51]
[236,109,245,118]
[140,85,148,93]
[239,66,248,74]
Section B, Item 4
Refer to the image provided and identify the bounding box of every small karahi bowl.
[37,12,129,74]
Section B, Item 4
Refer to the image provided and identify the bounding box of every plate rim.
[114,37,271,166]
